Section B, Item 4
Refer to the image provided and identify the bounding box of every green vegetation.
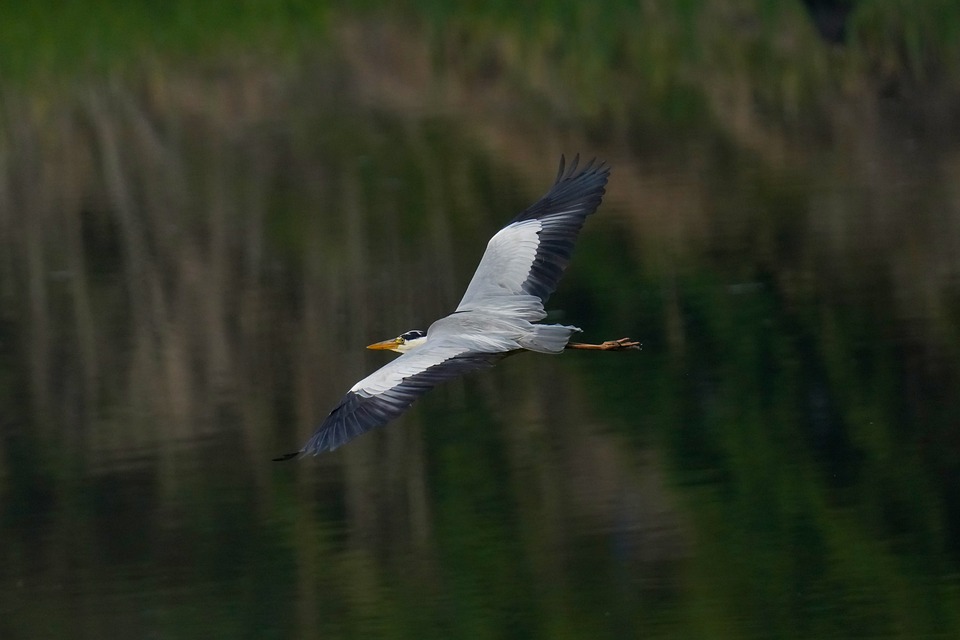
[4,1,960,91]
[0,0,331,79]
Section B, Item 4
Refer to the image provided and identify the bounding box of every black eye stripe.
[400,330,426,341]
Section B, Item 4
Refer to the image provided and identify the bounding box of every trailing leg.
[565,337,640,351]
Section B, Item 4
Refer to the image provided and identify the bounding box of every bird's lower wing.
[276,342,502,458]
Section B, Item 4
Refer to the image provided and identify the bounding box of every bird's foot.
[566,337,641,351]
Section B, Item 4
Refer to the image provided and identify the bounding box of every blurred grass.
[0,1,332,79]
[2,1,960,91]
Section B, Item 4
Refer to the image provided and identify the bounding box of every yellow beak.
[366,338,400,351]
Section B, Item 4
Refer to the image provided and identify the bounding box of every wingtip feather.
[555,153,608,185]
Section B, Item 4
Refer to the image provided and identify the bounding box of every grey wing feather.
[456,155,610,316]
[288,342,502,456]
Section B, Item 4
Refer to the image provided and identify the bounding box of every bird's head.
[366,329,427,353]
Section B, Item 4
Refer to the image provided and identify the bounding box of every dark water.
[2,62,960,639]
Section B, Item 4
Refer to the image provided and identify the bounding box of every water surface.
[2,47,960,639]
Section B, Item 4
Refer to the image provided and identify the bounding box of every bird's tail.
[519,324,582,354]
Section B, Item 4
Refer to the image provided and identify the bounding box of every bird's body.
[275,156,637,460]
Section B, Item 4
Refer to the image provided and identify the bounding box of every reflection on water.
[2,48,960,640]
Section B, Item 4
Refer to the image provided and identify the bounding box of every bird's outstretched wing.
[275,342,502,458]
[456,155,610,317]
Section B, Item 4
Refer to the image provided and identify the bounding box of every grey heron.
[275,155,638,460]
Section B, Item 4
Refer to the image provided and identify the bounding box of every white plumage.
[457,219,545,319]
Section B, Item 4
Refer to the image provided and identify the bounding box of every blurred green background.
[2,1,960,638]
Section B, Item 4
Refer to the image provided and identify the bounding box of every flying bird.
[275,155,638,460]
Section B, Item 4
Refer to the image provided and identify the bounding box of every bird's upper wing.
[456,155,610,318]
[281,341,503,457]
